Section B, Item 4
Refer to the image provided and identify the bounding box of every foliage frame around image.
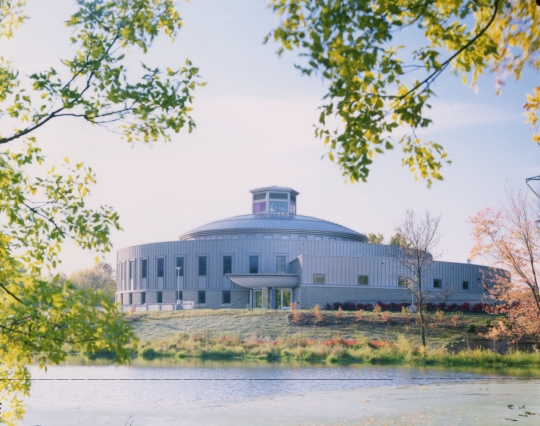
[0,1,202,423]
[267,0,540,186]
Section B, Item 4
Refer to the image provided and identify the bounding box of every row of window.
[189,235,350,241]
[312,274,474,289]
[124,255,287,281]
[124,290,232,305]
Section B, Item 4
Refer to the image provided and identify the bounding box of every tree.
[367,233,384,244]
[0,1,200,423]
[391,210,442,348]
[389,232,410,247]
[69,262,116,295]
[469,188,540,343]
[267,0,540,186]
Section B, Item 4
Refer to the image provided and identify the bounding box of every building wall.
[116,239,504,307]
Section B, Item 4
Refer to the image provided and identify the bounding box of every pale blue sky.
[2,0,539,274]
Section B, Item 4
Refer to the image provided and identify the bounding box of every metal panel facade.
[116,239,504,308]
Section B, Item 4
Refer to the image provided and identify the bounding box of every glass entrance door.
[253,289,269,309]
[276,289,292,310]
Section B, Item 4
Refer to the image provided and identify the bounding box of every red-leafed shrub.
[460,302,471,312]
[472,303,490,313]
[368,340,394,348]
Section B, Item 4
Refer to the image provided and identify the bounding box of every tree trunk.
[418,275,426,349]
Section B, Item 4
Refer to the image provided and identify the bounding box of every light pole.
[175,266,183,306]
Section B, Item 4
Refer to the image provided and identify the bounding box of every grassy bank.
[123,309,540,368]
[136,333,540,368]
[128,308,494,347]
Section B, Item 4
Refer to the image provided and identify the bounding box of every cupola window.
[269,201,288,212]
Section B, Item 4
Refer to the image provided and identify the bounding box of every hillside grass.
[114,308,540,368]
[135,332,540,368]
[128,309,495,349]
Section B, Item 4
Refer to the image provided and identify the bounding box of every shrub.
[435,309,444,324]
[291,302,301,322]
[140,347,158,359]
[451,313,461,327]
[466,324,477,334]
[344,301,356,311]
[313,304,323,323]
[355,309,364,322]
[460,302,471,312]
[337,306,343,320]
[373,304,382,314]
[325,303,331,310]
[401,305,410,315]
[381,311,390,323]
[472,303,490,313]
[333,302,343,310]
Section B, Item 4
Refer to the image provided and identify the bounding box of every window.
[128,293,132,305]
[157,292,162,303]
[253,202,266,213]
[313,274,325,284]
[253,193,266,201]
[281,235,290,240]
[398,276,408,287]
[277,289,292,309]
[329,237,336,241]
[358,275,369,285]
[247,234,256,239]
[433,279,442,288]
[222,290,231,304]
[314,236,322,241]
[462,281,469,290]
[289,203,296,214]
[176,290,182,301]
[198,291,206,304]
[276,256,286,274]
[298,235,307,240]
[249,256,259,274]
[269,201,288,212]
[141,259,147,279]
[269,192,288,200]
[157,258,164,278]
[175,257,184,276]
[129,260,134,279]
[290,194,296,203]
[223,256,232,275]
[198,256,207,276]
[141,292,146,304]
[264,234,273,240]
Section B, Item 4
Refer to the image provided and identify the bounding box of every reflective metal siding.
[180,213,368,242]
[116,240,505,297]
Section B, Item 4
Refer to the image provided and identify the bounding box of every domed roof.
[180,213,367,242]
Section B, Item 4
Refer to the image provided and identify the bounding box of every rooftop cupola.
[250,186,299,215]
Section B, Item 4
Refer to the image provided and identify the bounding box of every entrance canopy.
[225,274,299,289]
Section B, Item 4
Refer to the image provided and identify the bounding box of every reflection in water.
[26,357,540,408]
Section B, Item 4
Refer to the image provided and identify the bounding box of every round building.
[116,186,499,310]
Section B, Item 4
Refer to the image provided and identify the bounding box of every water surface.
[27,357,540,407]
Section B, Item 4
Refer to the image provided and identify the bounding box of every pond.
[21,358,540,425]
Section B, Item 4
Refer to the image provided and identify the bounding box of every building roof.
[249,186,299,196]
[179,213,367,242]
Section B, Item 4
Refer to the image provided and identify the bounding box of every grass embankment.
[126,309,540,367]
[137,333,540,368]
